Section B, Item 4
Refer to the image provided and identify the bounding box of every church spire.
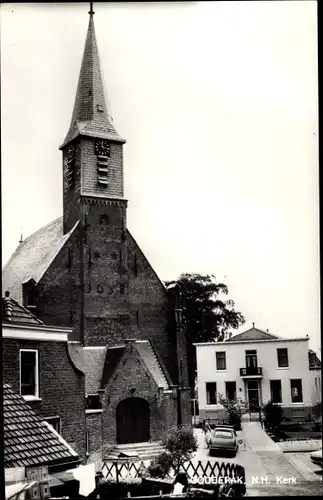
[60,4,125,149]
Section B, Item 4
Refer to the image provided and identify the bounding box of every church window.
[120,284,125,295]
[20,349,39,399]
[65,144,76,189]
[97,104,104,112]
[22,279,36,309]
[134,253,138,276]
[85,394,102,411]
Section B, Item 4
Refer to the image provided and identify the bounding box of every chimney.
[252,322,255,328]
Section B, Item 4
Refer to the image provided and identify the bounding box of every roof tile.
[3,383,79,469]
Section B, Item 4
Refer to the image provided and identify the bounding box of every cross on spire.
[89,1,95,15]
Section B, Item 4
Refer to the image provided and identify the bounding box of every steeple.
[60,5,125,150]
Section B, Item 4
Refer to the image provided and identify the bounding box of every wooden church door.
[116,397,150,444]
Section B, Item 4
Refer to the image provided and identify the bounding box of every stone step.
[105,442,165,461]
[115,441,162,450]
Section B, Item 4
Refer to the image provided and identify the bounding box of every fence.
[101,459,245,485]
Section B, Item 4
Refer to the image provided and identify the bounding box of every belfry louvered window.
[65,144,76,189]
[95,139,110,185]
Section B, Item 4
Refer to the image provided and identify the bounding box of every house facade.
[2,5,191,463]
[2,293,87,460]
[195,324,321,421]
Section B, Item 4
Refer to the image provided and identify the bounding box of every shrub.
[147,451,173,478]
[162,425,198,472]
[217,395,248,431]
[263,401,284,429]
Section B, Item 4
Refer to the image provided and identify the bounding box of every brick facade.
[2,336,87,460]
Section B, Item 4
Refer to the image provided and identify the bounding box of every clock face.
[95,139,110,157]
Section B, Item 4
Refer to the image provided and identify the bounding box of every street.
[191,428,322,496]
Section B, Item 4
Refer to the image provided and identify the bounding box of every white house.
[195,324,321,422]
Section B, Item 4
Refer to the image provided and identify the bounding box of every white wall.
[196,338,314,412]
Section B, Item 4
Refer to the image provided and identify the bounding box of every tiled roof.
[135,341,169,389]
[3,384,79,469]
[83,347,107,394]
[60,14,125,149]
[2,217,78,304]
[101,346,125,388]
[2,295,43,326]
[227,326,279,342]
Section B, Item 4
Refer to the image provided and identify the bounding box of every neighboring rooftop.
[3,383,79,469]
[2,217,78,304]
[227,323,280,342]
[2,292,43,326]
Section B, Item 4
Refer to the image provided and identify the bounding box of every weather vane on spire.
[89,1,95,16]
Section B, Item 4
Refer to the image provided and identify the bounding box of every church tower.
[60,6,126,234]
[59,6,130,346]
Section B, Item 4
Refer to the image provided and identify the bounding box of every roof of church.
[83,347,107,394]
[227,325,280,342]
[2,217,78,304]
[135,341,169,389]
[2,294,43,326]
[100,345,125,389]
[3,383,79,469]
[60,12,125,149]
[80,340,170,393]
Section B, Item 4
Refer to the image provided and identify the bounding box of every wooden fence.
[101,459,245,485]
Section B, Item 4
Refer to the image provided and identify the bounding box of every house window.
[277,348,289,368]
[290,379,303,403]
[206,383,217,405]
[45,417,61,434]
[216,352,226,370]
[20,349,38,398]
[270,380,282,404]
[225,381,236,401]
[245,350,257,368]
[85,394,102,410]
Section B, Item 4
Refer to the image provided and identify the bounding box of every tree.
[263,401,284,430]
[217,395,249,430]
[165,273,245,390]
[162,425,198,472]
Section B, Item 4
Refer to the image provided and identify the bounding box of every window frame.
[245,350,258,368]
[290,379,303,403]
[216,351,227,371]
[85,393,102,411]
[45,416,61,435]
[270,379,282,404]
[19,349,39,399]
[225,381,237,401]
[277,348,289,368]
[206,382,218,405]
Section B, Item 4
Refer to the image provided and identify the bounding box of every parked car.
[207,427,239,457]
[310,449,322,468]
[214,424,237,436]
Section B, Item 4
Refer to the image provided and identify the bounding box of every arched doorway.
[116,397,150,444]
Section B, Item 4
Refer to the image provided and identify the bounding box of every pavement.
[192,418,322,497]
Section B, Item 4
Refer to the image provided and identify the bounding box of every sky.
[1,2,320,352]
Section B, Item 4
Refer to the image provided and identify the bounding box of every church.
[2,5,191,462]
